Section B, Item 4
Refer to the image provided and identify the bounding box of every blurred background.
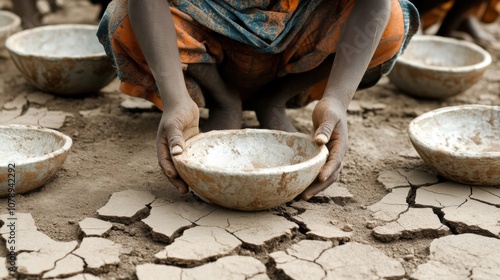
[0,0,108,28]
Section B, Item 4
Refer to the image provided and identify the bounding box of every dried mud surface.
[0,1,499,279]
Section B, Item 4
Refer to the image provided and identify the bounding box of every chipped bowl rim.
[173,129,329,176]
[408,105,500,159]
[396,35,492,74]
[0,124,73,167]
[5,24,107,60]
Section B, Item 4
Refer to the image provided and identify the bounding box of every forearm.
[128,0,188,109]
[323,0,391,108]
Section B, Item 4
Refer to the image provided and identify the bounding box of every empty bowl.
[0,10,21,49]
[0,125,73,196]
[408,105,500,186]
[173,129,328,211]
[6,24,116,95]
[389,36,491,99]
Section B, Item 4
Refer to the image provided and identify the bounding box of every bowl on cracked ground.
[408,105,500,186]
[5,24,116,95]
[388,35,492,99]
[173,129,329,211]
[0,125,73,197]
[0,10,21,49]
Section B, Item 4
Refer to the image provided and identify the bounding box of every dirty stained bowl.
[389,36,491,99]
[6,24,116,95]
[0,125,72,197]
[408,105,500,186]
[173,129,329,211]
[0,10,21,49]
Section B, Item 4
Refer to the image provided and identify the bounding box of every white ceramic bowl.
[0,125,72,196]
[173,129,328,211]
[0,10,21,49]
[6,24,116,95]
[389,36,491,99]
[408,105,500,186]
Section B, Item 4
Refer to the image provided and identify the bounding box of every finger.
[315,133,329,145]
[314,122,334,145]
[299,168,341,201]
[319,125,348,182]
[168,122,199,155]
[312,102,338,145]
[171,145,183,155]
[167,126,186,156]
[318,140,344,182]
[157,117,189,175]
[157,141,188,194]
[168,177,190,194]
[157,134,178,178]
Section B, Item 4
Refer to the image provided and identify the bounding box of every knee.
[359,66,382,90]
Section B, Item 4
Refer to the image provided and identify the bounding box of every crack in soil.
[191,208,218,224]
[478,187,500,199]
[470,187,500,208]
[38,252,82,279]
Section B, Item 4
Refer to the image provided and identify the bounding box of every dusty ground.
[0,1,499,279]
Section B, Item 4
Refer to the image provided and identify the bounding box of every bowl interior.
[0,126,69,164]
[410,106,500,155]
[400,37,487,68]
[7,25,104,57]
[177,130,322,172]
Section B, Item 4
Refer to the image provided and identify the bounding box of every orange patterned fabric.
[421,0,500,30]
[99,0,413,110]
[481,0,500,23]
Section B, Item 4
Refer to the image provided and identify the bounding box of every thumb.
[314,122,334,145]
[167,127,186,156]
[171,144,183,155]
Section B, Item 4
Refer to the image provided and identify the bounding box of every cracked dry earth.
[1,1,500,279]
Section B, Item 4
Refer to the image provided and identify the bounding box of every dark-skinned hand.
[298,97,348,201]
[157,97,200,194]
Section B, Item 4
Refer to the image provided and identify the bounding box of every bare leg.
[12,0,41,29]
[47,0,58,13]
[437,0,485,37]
[248,55,335,132]
[186,63,242,131]
[457,16,495,44]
